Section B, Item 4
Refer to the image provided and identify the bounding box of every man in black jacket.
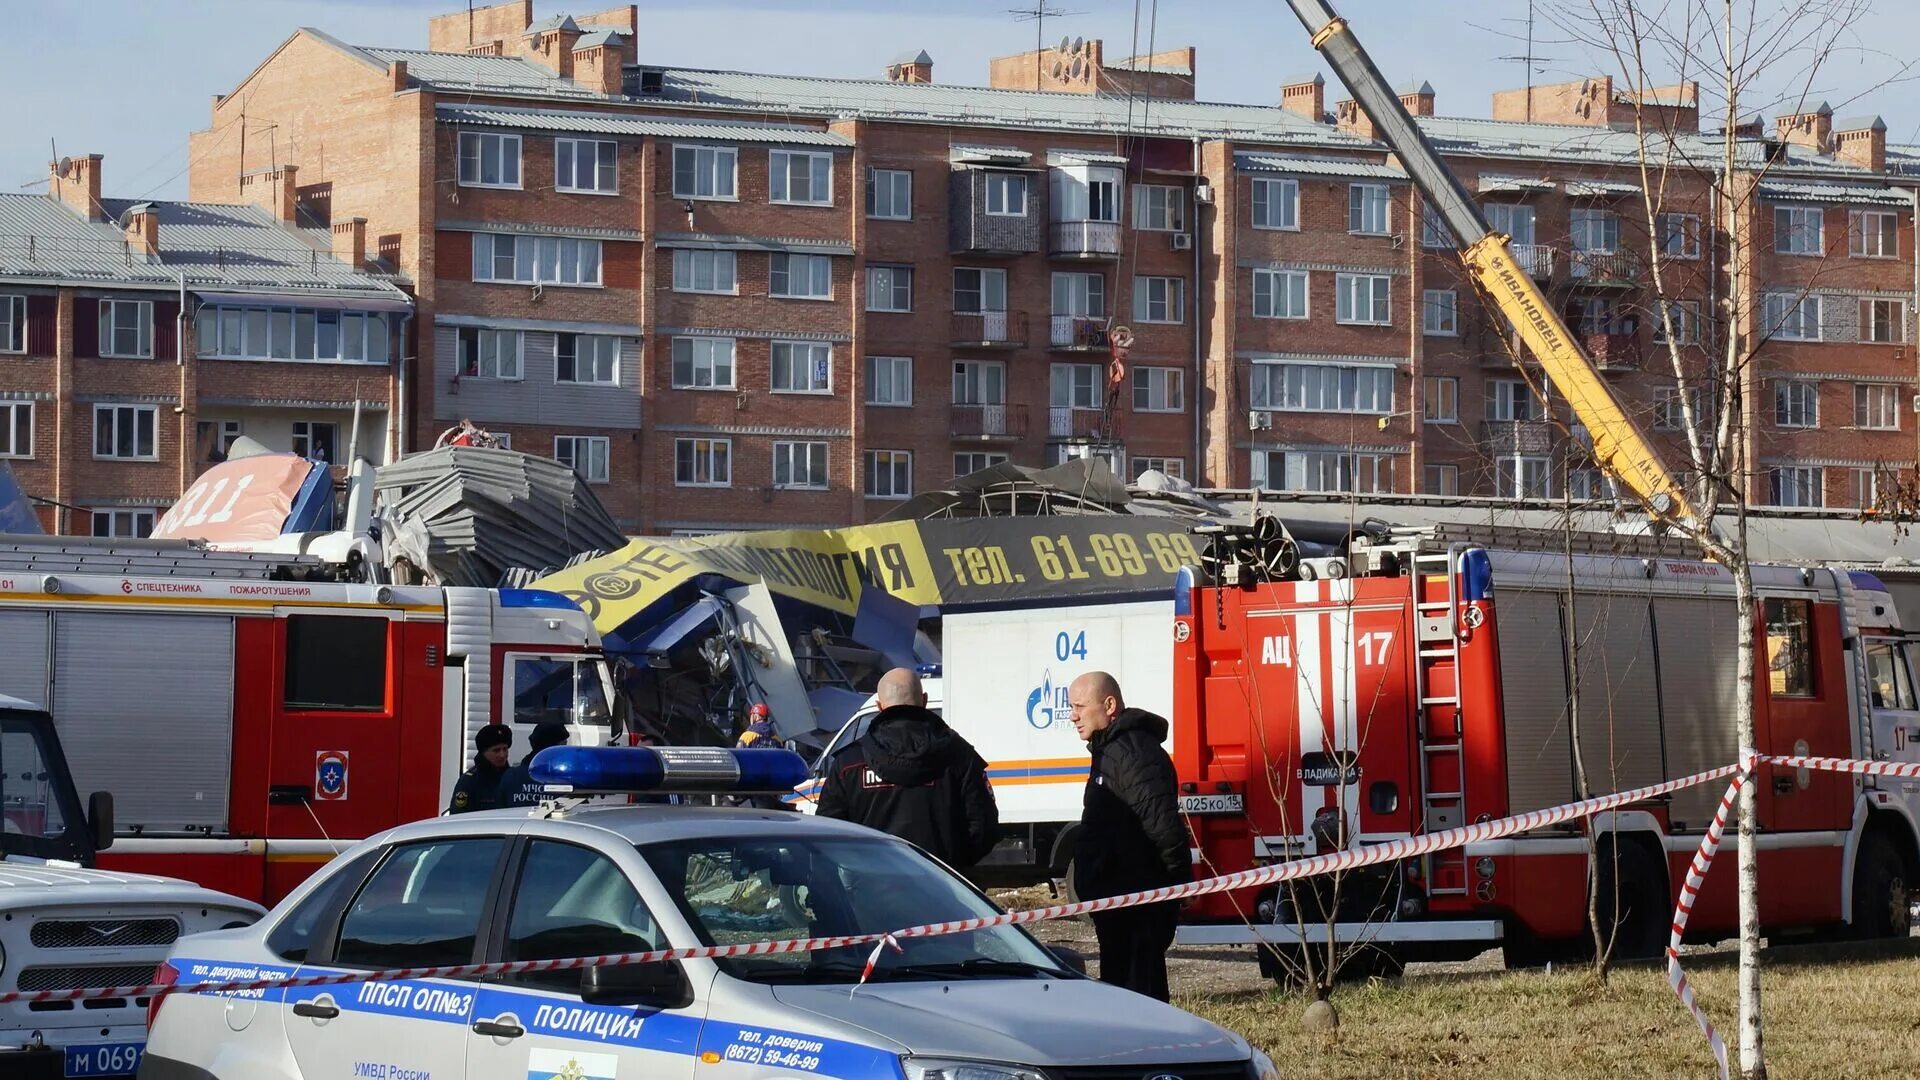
[817,668,999,870]
[497,721,570,807]
[1068,670,1189,1001]
[449,724,512,814]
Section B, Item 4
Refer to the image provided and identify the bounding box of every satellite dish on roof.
[1070,56,1085,80]
[1058,35,1071,54]
[1072,35,1085,54]
[55,156,72,178]
[1051,59,1065,79]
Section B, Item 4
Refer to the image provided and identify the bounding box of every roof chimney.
[332,216,367,268]
[50,153,105,222]
[1776,102,1834,155]
[240,163,300,225]
[1834,115,1887,172]
[1280,74,1325,121]
[521,16,584,77]
[887,50,935,84]
[1398,79,1436,117]
[123,203,160,259]
[572,34,626,95]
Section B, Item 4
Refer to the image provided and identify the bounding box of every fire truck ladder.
[0,535,328,579]
[1412,545,1470,896]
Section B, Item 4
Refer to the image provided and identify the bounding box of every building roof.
[435,103,852,146]
[0,193,407,299]
[1234,151,1404,179]
[1109,56,1193,76]
[572,29,624,51]
[1755,180,1911,207]
[359,44,603,99]
[891,50,934,66]
[1834,114,1887,133]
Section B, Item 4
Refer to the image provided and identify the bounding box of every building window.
[955,452,1009,476]
[1568,468,1611,501]
[0,294,23,353]
[671,337,735,389]
[471,233,602,286]
[556,334,618,386]
[671,249,737,293]
[771,341,831,393]
[456,327,523,380]
[1659,213,1701,259]
[1654,385,1701,431]
[1774,380,1819,428]
[1855,383,1900,430]
[985,173,1028,216]
[1496,456,1552,499]
[0,402,31,458]
[866,265,913,312]
[1422,376,1458,423]
[1132,367,1185,412]
[1050,363,1102,409]
[195,419,242,463]
[772,441,829,490]
[91,508,156,539]
[1485,203,1536,245]
[1485,378,1541,422]
[1652,300,1700,344]
[1131,457,1184,480]
[1775,206,1824,255]
[554,138,616,194]
[93,404,156,460]
[1252,178,1299,230]
[1861,298,1903,344]
[674,438,732,487]
[1252,268,1308,319]
[672,145,737,199]
[1575,296,1635,336]
[554,435,610,483]
[1052,272,1106,317]
[865,450,912,498]
[866,356,913,406]
[1764,293,1822,341]
[770,149,833,205]
[1768,465,1824,507]
[1420,203,1453,249]
[953,268,1008,312]
[1423,463,1459,495]
[199,304,388,364]
[1133,185,1186,231]
[1133,276,1185,324]
[1254,450,1393,493]
[1569,209,1619,254]
[1251,363,1393,413]
[770,253,833,299]
[1053,167,1121,223]
[867,168,912,219]
[290,420,339,462]
[99,299,153,358]
[1851,210,1899,258]
[457,132,521,188]
[1852,467,1880,510]
[953,361,1005,405]
[1348,183,1391,235]
[1422,289,1458,335]
[1335,273,1391,325]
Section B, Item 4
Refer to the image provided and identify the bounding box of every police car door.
[282,836,506,1080]
[466,838,699,1080]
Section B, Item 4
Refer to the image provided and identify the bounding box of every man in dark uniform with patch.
[449,723,512,814]
[497,722,570,807]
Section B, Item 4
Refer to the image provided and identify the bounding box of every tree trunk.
[1732,554,1766,1078]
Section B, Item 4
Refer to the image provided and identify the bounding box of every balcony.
[1510,243,1555,281]
[950,310,1029,349]
[1481,420,1555,456]
[1568,249,1641,286]
[1049,406,1112,441]
[951,403,1028,442]
[1050,315,1110,351]
[1049,220,1122,260]
[949,172,1042,255]
[1583,331,1641,371]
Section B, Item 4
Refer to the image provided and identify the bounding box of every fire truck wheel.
[1593,839,1667,962]
[1850,830,1912,940]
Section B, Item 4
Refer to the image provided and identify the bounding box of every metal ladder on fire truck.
[0,534,329,579]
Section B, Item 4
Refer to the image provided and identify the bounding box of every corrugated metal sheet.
[1478,174,1554,193]
[1565,178,1640,196]
[1233,152,1404,179]
[435,103,851,146]
[1757,181,1911,207]
[438,218,645,241]
[362,45,601,98]
[1047,149,1129,166]
[654,232,855,255]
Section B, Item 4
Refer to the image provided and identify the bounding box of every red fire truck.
[1171,521,1920,976]
[0,536,616,905]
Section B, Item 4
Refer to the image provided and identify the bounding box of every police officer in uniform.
[496,722,570,808]
[449,723,512,814]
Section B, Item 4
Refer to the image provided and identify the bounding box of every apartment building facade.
[184,1,1920,533]
[0,155,409,536]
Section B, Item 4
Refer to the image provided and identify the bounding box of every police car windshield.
[638,835,1064,984]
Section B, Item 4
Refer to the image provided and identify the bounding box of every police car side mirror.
[87,791,114,854]
[580,960,693,1009]
[1047,944,1089,976]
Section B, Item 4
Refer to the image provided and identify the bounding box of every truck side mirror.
[580,960,692,1008]
[87,791,114,853]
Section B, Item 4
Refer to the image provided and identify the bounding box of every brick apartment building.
[177,0,1919,533]
[0,155,410,536]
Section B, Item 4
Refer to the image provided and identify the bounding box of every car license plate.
[64,1042,143,1078]
[1179,793,1243,814]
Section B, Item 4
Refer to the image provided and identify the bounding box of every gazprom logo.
[1026,671,1068,730]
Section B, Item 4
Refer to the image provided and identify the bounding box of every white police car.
[139,746,1275,1080]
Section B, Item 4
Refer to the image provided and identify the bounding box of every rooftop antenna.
[1490,0,1559,121]
[1009,2,1085,91]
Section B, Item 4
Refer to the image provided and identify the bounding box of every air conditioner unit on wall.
[1170,233,1193,251]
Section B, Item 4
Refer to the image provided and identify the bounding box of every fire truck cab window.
[1866,641,1917,710]
[1764,598,1816,698]
[512,656,611,726]
[284,615,389,711]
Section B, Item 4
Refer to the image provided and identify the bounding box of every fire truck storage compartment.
[13,610,236,832]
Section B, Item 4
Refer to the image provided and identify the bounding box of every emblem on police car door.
[314,750,350,801]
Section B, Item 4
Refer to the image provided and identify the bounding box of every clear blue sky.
[5,0,1918,203]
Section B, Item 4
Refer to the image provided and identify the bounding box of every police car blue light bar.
[529,745,811,795]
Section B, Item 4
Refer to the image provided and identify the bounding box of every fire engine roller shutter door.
[1570,595,1666,797]
[1496,588,1576,814]
[0,610,51,707]
[1652,596,1740,829]
[52,611,234,831]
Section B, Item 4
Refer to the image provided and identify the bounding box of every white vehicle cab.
[140,746,1274,1080]
[0,697,263,1080]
